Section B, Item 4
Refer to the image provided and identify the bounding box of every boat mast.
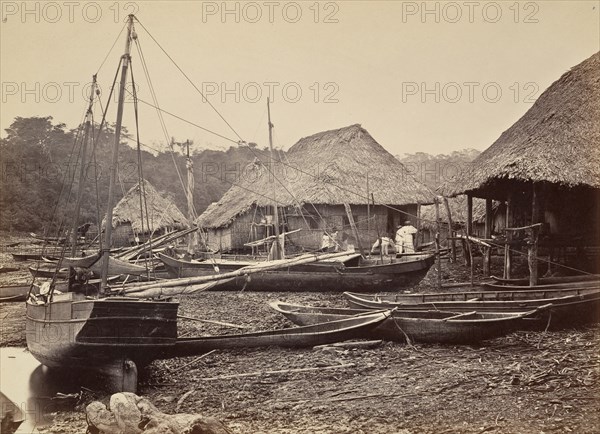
[70,74,97,257]
[185,139,198,254]
[267,98,282,259]
[100,14,135,293]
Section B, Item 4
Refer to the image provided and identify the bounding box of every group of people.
[320,220,418,256]
[370,220,418,255]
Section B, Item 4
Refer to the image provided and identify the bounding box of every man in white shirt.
[396,220,418,254]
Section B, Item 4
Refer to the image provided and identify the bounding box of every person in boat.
[371,234,395,255]
[396,220,418,254]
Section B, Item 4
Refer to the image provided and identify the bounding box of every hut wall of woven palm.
[197,124,434,229]
[445,51,600,200]
[102,179,188,232]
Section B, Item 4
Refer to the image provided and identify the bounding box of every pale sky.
[1,1,598,156]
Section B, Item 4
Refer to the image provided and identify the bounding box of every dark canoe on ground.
[159,253,436,292]
[269,301,545,344]
[0,284,39,302]
[342,290,600,326]
[0,266,19,274]
[482,280,600,291]
[12,252,60,262]
[161,310,391,358]
[491,274,600,286]
[28,265,70,279]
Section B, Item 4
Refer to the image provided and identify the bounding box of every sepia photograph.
[0,1,599,433]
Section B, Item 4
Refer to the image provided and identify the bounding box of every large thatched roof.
[198,124,433,229]
[106,180,187,232]
[446,51,600,198]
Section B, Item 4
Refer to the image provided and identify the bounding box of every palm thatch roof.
[420,196,487,231]
[105,180,187,232]
[446,51,600,198]
[198,124,433,229]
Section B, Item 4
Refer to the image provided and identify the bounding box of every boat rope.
[95,21,127,75]
[134,16,245,144]
[130,60,154,278]
[132,35,187,197]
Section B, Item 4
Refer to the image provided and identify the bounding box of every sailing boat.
[158,99,436,291]
[24,15,382,392]
[25,16,179,393]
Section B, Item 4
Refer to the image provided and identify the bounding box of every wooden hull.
[482,281,600,291]
[160,253,436,292]
[343,291,600,326]
[28,265,69,279]
[161,310,390,358]
[491,274,600,286]
[270,302,542,344]
[26,294,178,371]
[0,284,38,302]
[11,252,59,261]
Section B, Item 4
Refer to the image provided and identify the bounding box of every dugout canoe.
[269,301,545,344]
[343,290,600,326]
[159,252,436,292]
[161,309,391,358]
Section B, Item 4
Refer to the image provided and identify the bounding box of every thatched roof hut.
[106,180,187,233]
[446,51,600,199]
[198,124,433,229]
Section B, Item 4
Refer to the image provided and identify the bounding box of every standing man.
[396,220,418,254]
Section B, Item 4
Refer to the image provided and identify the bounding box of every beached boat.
[160,252,436,292]
[27,292,179,391]
[162,309,390,358]
[342,290,600,326]
[0,284,37,303]
[12,252,59,262]
[28,264,70,279]
[491,274,600,286]
[482,280,600,291]
[269,301,545,344]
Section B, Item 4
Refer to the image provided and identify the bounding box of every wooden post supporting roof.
[344,203,365,257]
[504,195,513,279]
[442,197,456,263]
[529,183,541,286]
[466,194,473,236]
[483,198,493,276]
[435,197,442,290]
[464,194,473,267]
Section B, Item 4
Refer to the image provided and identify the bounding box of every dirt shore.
[1,234,599,433]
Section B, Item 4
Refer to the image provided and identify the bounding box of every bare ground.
[1,233,599,433]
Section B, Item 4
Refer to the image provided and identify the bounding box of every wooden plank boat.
[269,301,545,344]
[0,284,38,302]
[11,252,59,262]
[162,309,391,358]
[28,264,70,279]
[0,266,19,274]
[159,252,436,292]
[157,252,363,276]
[491,274,600,286]
[26,292,178,391]
[482,280,600,291]
[343,290,600,326]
